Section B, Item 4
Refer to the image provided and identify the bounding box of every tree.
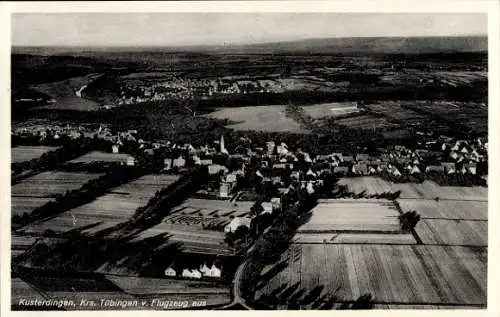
[251,200,264,216]
[399,211,421,232]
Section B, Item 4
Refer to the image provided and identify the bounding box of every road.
[218,259,252,310]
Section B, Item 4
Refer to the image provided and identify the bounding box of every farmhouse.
[334,166,349,175]
[425,165,445,173]
[209,164,229,175]
[164,267,177,277]
[204,264,222,278]
[173,156,186,168]
[224,217,252,233]
[182,269,202,279]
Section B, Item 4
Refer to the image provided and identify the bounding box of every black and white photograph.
[2,1,499,312]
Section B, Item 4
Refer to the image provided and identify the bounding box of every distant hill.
[209,36,488,54]
[12,36,487,56]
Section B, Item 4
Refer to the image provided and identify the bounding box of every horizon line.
[11,34,488,49]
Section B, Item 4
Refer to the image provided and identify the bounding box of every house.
[164,158,172,170]
[173,156,186,168]
[144,148,154,156]
[291,171,301,180]
[204,264,222,278]
[306,169,317,178]
[390,167,401,177]
[182,269,202,279]
[342,155,354,162]
[126,157,135,166]
[306,182,315,195]
[276,144,289,155]
[200,159,213,166]
[465,162,477,175]
[441,162,456,174]
[331,152,343,159]
[261,202,273,214]
[425,165,445,173]
[208,164,228,175]
[410,165,421,175]
[112,144,120,153]
[355,153,369,162]
[450,151,459,160]
[273,163,286,170]
[199,263,211,276]
[352,163,368,175]
[224,217,252,233]
[271,197,281,210]
[164,267,177,277]
[333,166,349,175]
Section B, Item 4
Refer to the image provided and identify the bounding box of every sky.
[12,13,487,47]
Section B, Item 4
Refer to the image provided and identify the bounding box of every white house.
[112,144,120,153]
[224,217,252,233]
[261,202,273,214]
[126,157,136,166]
[205,264,222,278]
[182,269,202,279]
[173,156,186,168]
[164,158,172,170]
[164,267,177,277]
[410,165,421,175]
[199,263,211,275]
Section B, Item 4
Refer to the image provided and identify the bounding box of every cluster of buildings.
[12,123,138,146]
[164,262,222,280]
[116,77,286,105]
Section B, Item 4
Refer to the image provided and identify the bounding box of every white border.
[1,2,499,317]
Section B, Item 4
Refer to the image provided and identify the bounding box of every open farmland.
[206,106,308,133]
[32,73,102,111]
[293,232,416,244]
[11,197,53,217]
[12,171,104,198]
[164,198,254,229]
[364,102,428,121]
[129,223,232,256]
[337,177,488,200]
[68,151,134,165]
[255,244,486,307]
[301,102,360,119]
[398,199,487,220]
[19,174,181,236]
[297,199,401,233]
[107,275,230,295]
[414,219,487,246]
[332,114,399,130]
[11,146,61,164]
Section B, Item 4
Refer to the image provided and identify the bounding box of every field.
[255,177,487,308]
[11,197,54,217]
[164,198,254,229]
[337,177,488,200]
[11,146,61,164]
[19,174,181,236]
[32,73,102,111]
[332,114,399,130]
[414,219,487,246]
[129,223,232,256]
[12,171,104,217]
[68,151,134,165]
[12,275,231,310]
[255,244,486,307]
[12,171,104,198]
[297,199,400,233]
[206,105,308,133]
[398,200,487,220]
[301,102,360,119]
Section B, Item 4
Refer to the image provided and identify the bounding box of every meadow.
[11,145,61,164]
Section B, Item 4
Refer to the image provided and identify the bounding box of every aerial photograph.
[10,12,488,310]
